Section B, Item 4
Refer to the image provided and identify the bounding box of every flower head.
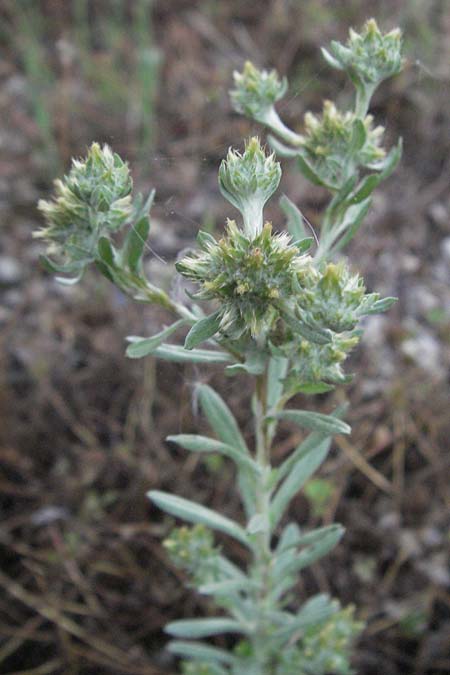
[300,101,385,188]
[34,143,132,275]
[177,220,308,342]
[322,19,403,89]
[219,137,281,238]
[230,61,287,122]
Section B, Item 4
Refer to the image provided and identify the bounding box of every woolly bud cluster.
[177,220,308,342]
[164,525,222,588]
[322,19,403,115]
[219,137,281,238]
[35,143,133,276]
[230,61,287,122]
[300,101,385,189]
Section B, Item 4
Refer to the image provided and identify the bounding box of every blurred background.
[0,1,449,674]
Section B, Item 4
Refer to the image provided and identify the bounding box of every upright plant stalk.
[34,19,404,675]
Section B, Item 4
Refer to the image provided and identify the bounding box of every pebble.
[0,255,22,285]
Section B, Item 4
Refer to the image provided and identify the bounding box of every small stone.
[440,236,450,262]
[428,202,449,229]
[401,328,441,377]
[0,255,22,286]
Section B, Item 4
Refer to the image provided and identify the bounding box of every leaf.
[168,641,234,665]
[320,47,343,70]
[165,618,246,639]
[97,236,115,266]
[276,522,302,553]
[148,491,250,547]
[225,349,267,376]
[270,435,332,528]
[132,344,231,363]
[122,199,152,273]
[273,595,337,642]
[280,194,306,240]
[366,296,397,314]
[275,409,351,435]
[197,385,248,454]
[349,175,380,204]
[350,118,367,153]
[184,311,222,350]
[198,579,255,595]
[276,526,344,577]
[296,153,334,189]
[333,198,372,252]
[291,382,335,395]
[267,356,289,409]
[277,403,348,483]
[167,435,258,473]
[197,230,218,249]
[126,320,187,358]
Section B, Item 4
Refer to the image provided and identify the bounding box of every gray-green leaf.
[165,618,246,638]
[197,384,248,454]
[167,434,258,473]
[126,320,187,358]
[274,409,351,435]
[148,490,249,547]
[184,311,222,350]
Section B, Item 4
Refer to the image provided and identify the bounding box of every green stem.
[251,368,276,674]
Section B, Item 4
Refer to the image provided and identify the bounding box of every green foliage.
[34,18,404,675]
[232,18,404,261]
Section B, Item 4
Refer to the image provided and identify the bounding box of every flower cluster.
[35,143,133,275]
[164,525,222,588]
[230,61,287,123]
[218,137,281,238]
[276,604,364,675]
[300,101,385,189]
[177,219,309,341]
[322,19,403,89]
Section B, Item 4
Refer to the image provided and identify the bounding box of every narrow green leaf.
[122,209,151,273]
[168,641,234,664]
[277,526,344,577]
[350,175,380,204]
[292,382,335,395]
[320,47,343,70]
[198,579,255,595]
[166,618,246,639]
[197,230,218,249]
[273,597,337,642]
[126,320,187,358]
[184,311,222,350]
[270,437,331,528]
[97,236,115,266]
[277,403,348,483]
[225,349,267,376]
[267,356,289,409]
[350,118,367,153]
[367,296,397,314]
[167,435,258,473]
[148,490,249,547]
[297,153,335,189]
[197,384,248,454]
[275,409,351,435]
[334,198,372,251]
[280,194,306,240]
[132,344,231,363]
